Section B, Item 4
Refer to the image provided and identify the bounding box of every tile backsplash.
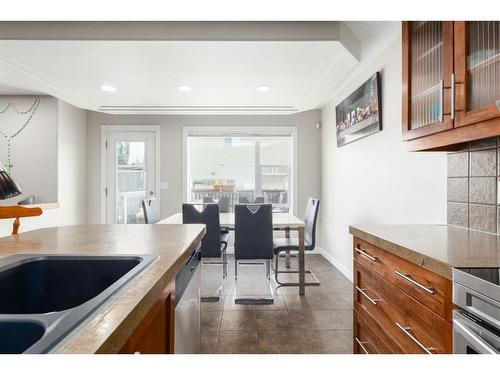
[447,137,500,233]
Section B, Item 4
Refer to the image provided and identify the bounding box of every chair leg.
[200,261,223,302]
[234,259,274,305]
[274,254,279,283]
[273,251,320,287]
[222,250,228,278]
[234,259,238,281]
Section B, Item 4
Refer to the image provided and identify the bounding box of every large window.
[185,128,295,213]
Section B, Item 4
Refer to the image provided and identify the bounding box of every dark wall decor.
[335,72,382,147]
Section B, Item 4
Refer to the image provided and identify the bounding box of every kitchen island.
[349,224,500,354]
[0,224,205,354]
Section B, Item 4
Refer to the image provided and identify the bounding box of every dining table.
[158,212,308,295]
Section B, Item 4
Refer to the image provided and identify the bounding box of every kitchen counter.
[0,224,205,353]
[349,224,500,280]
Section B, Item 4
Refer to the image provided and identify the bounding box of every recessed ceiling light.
[256,85,271,92]
[177,86,192,92]
[100,84,116,92]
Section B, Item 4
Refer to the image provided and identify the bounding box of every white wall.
[0,95,58,204]
[86,111,321,223]
[319,37,447,280]
[0,100,88,237]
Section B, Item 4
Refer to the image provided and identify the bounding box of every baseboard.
[316,247,353,282]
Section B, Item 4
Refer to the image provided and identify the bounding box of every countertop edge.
[349,225,453,280]
[54,225,207,354]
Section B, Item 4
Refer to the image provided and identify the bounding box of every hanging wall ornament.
[0,97,40,173]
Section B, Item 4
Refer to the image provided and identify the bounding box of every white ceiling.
[0,22,398,115]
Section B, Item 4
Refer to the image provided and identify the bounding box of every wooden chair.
[0,205,43,235]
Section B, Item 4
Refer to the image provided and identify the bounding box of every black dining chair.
[234,203,274,304]
[142,198,160,224]
[182,203,228,301]
[272,197,320,286]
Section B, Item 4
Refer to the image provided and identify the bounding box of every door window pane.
[410,21,444,129]
[467,21,500,111]
[116,141,147,224]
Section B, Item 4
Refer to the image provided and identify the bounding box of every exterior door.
[454,21,500,127]
[105,131,157,224]
[402,21,455,140]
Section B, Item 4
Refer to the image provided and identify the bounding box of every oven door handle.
[454,317,499,354]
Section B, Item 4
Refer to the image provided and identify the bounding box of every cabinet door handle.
[355,337,370,354]
[356,286,379,305]
[451,73,456,120]
[355,248,378,262]
[394,270,435,294]
[439,79,444,122]
[395,322,434,354]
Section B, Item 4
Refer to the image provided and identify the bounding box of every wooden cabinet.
[354,310,394,354]
[119,281,176,354]
[354,238,453,321]
[352,237,453,354]
[403,21,500,151]
[403,21,455,141]
[454,21,500,128]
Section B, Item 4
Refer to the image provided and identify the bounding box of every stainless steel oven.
[453,268,500,354]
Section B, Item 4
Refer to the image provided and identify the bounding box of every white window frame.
[182,126,298,215]
[100,125,161,224]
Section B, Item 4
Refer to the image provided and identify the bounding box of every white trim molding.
[100,125,161,224]
[316,247,353,282]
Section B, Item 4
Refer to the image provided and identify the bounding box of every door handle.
[394,271,435,294]
[355,248,378,262]
[454,316,499,354]
[395,322,434,354]
[356,286,379,305]
[439,79,444,123]
[355,338,370,354]
[451,74,456,120]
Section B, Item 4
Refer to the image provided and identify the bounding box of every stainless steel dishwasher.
[174,246,201,354]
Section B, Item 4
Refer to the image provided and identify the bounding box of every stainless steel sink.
[0,254,156,353]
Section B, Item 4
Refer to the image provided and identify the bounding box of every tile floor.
[200,254,354,354]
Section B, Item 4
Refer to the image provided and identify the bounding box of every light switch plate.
[160,182,169,190]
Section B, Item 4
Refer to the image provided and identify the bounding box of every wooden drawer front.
[354,310,394,354]
[353,237,452,321]
[354,260,452,354]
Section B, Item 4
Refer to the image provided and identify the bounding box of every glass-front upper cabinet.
[402,21,454,140]
[454,21,500,127]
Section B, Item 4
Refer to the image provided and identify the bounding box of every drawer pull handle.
[394,271,435,294]
[355,248,378,262]
[355,337,370,354]
[395,322,434,354]
[356,286,379,305]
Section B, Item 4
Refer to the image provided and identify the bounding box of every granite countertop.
[0,224,205,353]
[349,224,500,280]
